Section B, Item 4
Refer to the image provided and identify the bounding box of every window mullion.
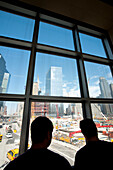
[73,26,92,119]
[19,13,40,155]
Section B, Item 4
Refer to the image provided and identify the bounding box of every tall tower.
[0,54,10,113]
[32,76,39,95]
[99,77,112,98]
[46,66,63,96]
[99,77,113,115]
[1,72,11,93]
[0,54,10,93]
[110,84,113,98]
[46,66,63,117]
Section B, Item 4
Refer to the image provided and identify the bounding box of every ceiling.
[19,0,113,29]
[18,0,113,43]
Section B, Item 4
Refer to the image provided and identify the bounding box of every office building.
[31,76,49,118]
[46,66,63,96]
[110,84,113,98]
[0,54,10,113]
[99,77,113,115]
[99,77,112,98]
[0,54,10,93]
[1,72,11,93]
[46,66,63,116]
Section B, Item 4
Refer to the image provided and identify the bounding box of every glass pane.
[0,10,35,41]
[30,102,84,165]
[33,53,80,97]
[91,103,113,142]
[79,33,107,58]
[0,101,24,168]
[38,22,75,50]
[85,61,113,98]
[0,46,30,94]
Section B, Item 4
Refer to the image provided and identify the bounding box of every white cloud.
[94,80,99,85]
[107,72,112,79]
[88,85,100,97]
[62,83,67,88]
[69,88,80,97]
[108,79,113,85]
[90,75,99,80]
[63,85,80,97]
[63,88,69,96]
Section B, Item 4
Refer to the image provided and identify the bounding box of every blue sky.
[34,52,80,97]
[0,10,113,114]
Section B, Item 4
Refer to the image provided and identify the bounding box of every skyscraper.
[99,77,113,115]
[1,72,11,93]
[110,84,113,98]
[99,77,112,98]
[0,54,10,93]
[0,54,10,112]
[32,76,40,95]
[46,66,63,96]
[46,66,63,117]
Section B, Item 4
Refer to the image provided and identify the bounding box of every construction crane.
[56,104,60,118]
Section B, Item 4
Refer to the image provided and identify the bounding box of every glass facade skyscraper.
[46,66,63,116]
[0,54,10,111]
[99,77,113,114]
[46,66,63,96]
[99,77,112,98]
[0,54,10,93]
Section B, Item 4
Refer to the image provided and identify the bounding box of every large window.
[0,46,30,94]
[0,2,113,168]
[84,61,113,98]
[91,103,113,141]
[38,22,75,50]
[0,10,35,41]
[79,33,107,58]
[33,53,80,97]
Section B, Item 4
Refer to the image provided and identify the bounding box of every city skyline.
[0,51,113,116]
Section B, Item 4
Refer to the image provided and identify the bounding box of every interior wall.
[19,0,113,30]
[109,26,113,45]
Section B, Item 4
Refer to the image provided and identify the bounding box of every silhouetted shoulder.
[74,140,113,170]
[44,149,72,169]
[4,148,72,170]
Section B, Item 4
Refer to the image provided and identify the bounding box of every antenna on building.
[37,75,39,84]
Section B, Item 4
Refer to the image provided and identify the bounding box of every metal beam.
[19,13,40,155]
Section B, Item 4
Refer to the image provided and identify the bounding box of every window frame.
[0,0,113,156]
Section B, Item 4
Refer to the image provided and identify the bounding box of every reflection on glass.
[30,102,84,165]
[38,22,75,50]
[91,103,113,142]
[33,53,80,97]
[84,61,113,98]
[0,101,24,167]
[79,33,107,58]
[0,10,35,41]
[0,46,30,94]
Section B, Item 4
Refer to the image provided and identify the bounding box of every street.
[0,127,20,169]
[49,139,76,165]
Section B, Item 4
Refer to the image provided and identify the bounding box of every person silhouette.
[73,119,113,170]
[5,116,72,170]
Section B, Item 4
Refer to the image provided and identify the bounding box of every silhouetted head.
[31,116,53,147]
[80,119,98,139]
